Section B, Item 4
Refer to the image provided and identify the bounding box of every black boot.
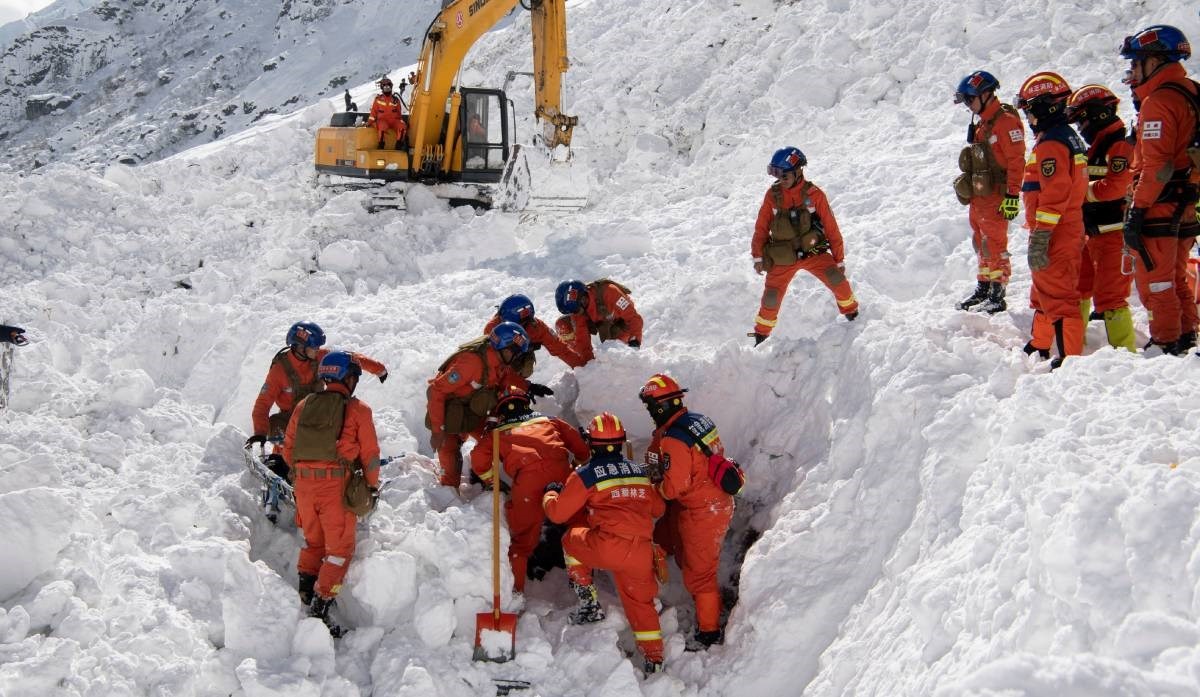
[749,332,767,346]
[376,139,385,149]
[642,658,665,675]
[686,629,724,652]
[298,573,317,606]
[979,282,1007,314]
[1174,331,1197,354]
[956,281,989,310]
[308,595,343,637]
[1023,342,1050,360]
[568,581,605,624]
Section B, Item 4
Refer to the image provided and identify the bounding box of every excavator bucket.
[496,144,588,215]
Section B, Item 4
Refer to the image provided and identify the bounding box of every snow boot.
[748,332,768,347]
[568,581,605,624]
[308,595,344,638]
[1174,331,1197,354]
[956,281,989,310]
[642,659,665,675]
[979,282,1007,314]
[1101,307,1136,352]
[1023,342,1050,360]
[844,310,859,321]
[298,573,317,606]
[685,629,724,652]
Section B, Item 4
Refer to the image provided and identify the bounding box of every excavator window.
[463,91,505,171]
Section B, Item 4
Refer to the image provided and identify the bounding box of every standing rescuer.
[1064,84,1137,351]
[750,146,859,345]
[1120,24,1200,355]
[639,373,738,650]
[282,351,381,636]
[953,70,1028,313]
[1015,71,1089,367]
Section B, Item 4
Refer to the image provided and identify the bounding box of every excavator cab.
[457,89,509,180]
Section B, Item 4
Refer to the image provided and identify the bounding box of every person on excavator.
[425,322,533,489]
[470,384,589,592]
[542,411,666,676]
[483,293,586,372]
[553,279,643,366]
[367,77,406,150]
[246,321,387,478]
[750,146,859,344]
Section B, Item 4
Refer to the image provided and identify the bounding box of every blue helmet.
[287,321,326,349]
[488,321,530,355]
[767,147,806,177]
[555,280,588,314]
[954,70,999,104]
[317,351,362,382]
[498,294,535,324]
[1121,25,1191,62]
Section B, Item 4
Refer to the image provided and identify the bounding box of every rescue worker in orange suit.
[751,146,859,345]
[470,384,590,592]
[1120,25,1200,354]
[542,412,667,676]
[1065,84,1137,351]
[367,77,406,150]
[484,294,586,371]
[282,351,381,636]
[426,322,533,488]
[953,70,1027,313]
[553,279,643,365]
[1015,72,1089,368]
[639,373,735,650]
[246,321,387,477]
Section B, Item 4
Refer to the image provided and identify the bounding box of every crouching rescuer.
[751,146,859,345]
[542,412,667,675]
[283,351,380,636]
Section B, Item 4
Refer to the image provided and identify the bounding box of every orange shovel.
[473,429,518,662]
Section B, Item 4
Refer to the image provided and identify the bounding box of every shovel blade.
[473,611,518,662]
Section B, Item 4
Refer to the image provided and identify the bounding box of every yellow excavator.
[313,0,586,213]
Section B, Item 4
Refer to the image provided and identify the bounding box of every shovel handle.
[492,429,502,612]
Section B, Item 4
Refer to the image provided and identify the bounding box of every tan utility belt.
[293,465,351,479]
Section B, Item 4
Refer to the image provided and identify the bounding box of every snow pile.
[2,0,1200,696]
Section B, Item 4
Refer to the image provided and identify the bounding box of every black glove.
[627,339,640,348]
[378,370,388,384]
[1123,207,1155,271]
[544,481,564,494]
[528,383,554,400]
[0,325,28,346]
[264,453,289,479]
[245,434,267,447]
[369,486,380,509]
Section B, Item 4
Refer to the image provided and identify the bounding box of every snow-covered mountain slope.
[0,0,441,169]
[3,1,1200,696]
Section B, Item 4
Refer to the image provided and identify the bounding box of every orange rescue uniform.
[543,454,665,663]
[282,382,381,600]
[558,281,643,365]
[368,93,406,147]
[1078,120,1135,315]
[968,99,1027,284]
[646,409,734,635]
[751,177,858,335]
[426,344,528,487]
[1128,63,1200,346]
[252,348,386,439]
[1021,124,1089,357]
[471,413,589,591]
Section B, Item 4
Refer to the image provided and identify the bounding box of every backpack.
[665,414,745,496]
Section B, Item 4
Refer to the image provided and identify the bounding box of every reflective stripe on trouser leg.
[1133,236,1183,344]
[563,551,593,586]
[755,263,800,335]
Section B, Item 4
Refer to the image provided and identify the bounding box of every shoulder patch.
[1110,157,1128,173]
[1142,120,1163,140]
[615,296,630,311]
[1009,129,1024,142]
[1041,158,1057,178]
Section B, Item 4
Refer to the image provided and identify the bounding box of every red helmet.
[1016,72,1071,120]
[638,373,686,404]
[1065,84,1120,124]
[495,384,531,415]
[587,412,626,452]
